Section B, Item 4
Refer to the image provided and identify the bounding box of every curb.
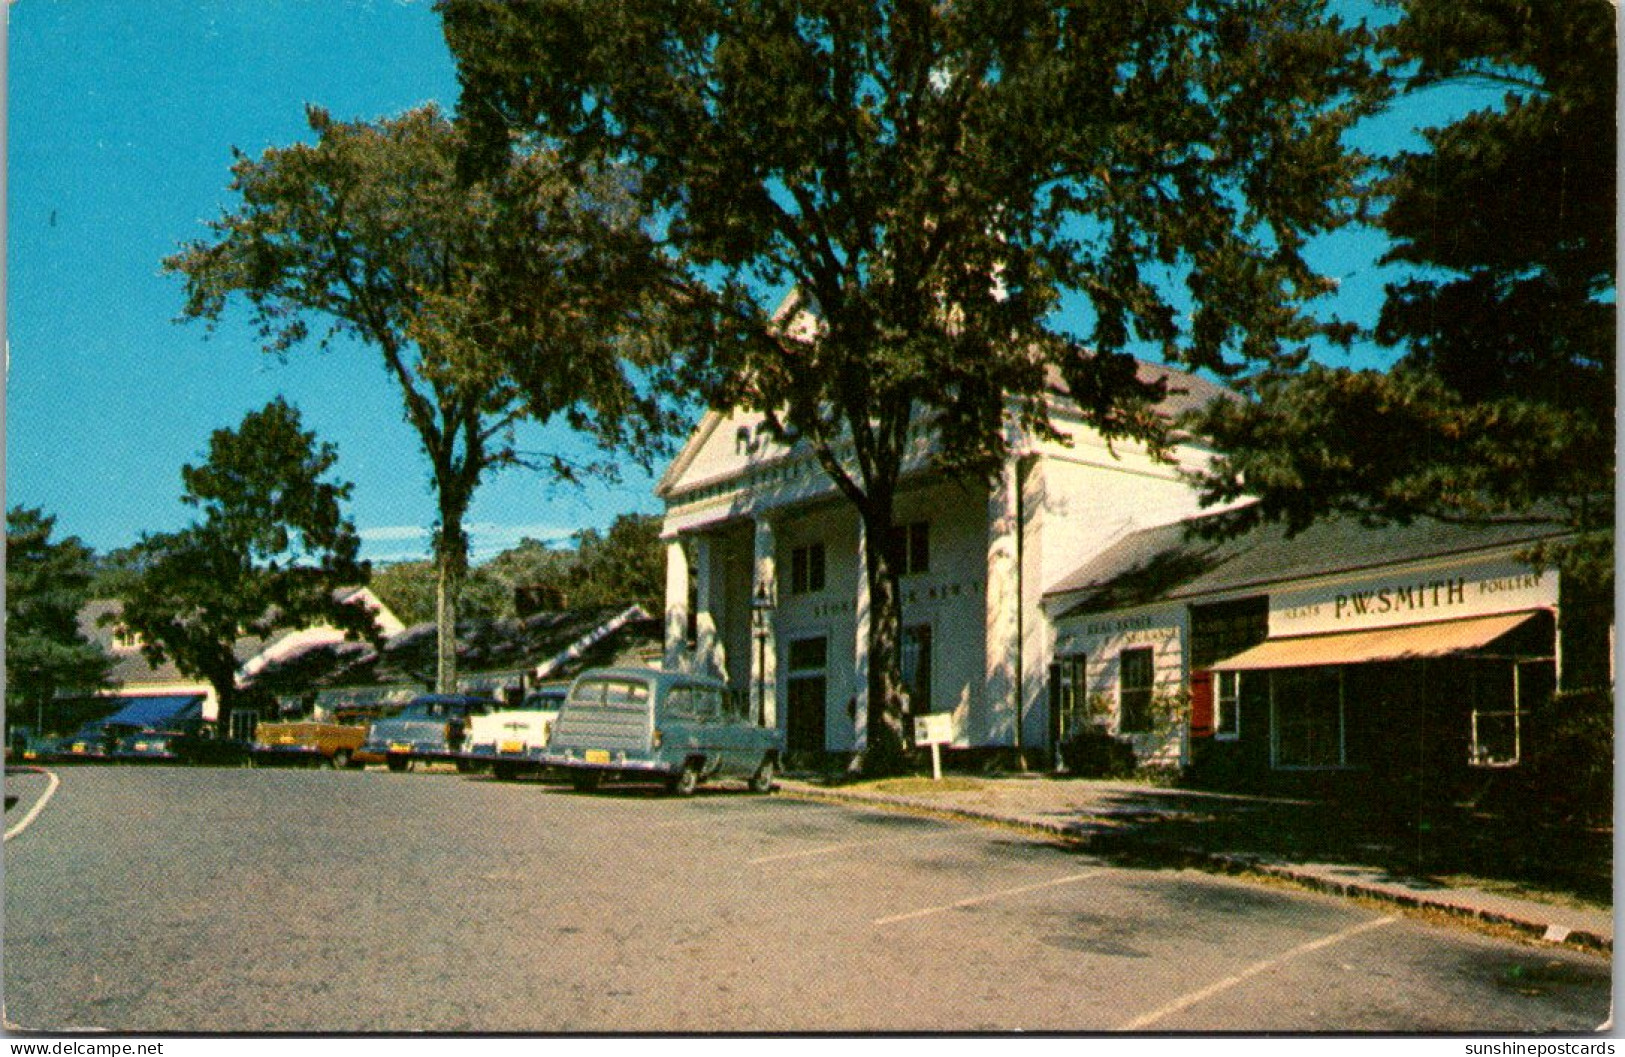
[775,784,1613,955]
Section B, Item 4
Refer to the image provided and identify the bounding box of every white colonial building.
[655,365,1232,760]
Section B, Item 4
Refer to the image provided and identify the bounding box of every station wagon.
[544,668,783,795]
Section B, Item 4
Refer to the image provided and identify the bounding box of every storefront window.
[790,543,826,594]
[1119,648,1154,733]
[1271,667,1345,769]
[1469,660,1522,767]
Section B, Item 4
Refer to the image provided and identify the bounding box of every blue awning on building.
[100,694,205,729]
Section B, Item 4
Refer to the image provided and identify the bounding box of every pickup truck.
[251,720,368,769]
[458,685,567,780]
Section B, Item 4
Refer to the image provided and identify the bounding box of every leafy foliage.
[369,513,664,624]
[113,400,380,723]
[5,507,113,729]
[441,0,1388,770]
[165,104,696,692]
[1191,0,1614,590]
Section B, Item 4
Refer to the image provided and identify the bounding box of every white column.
[752,517,778,728]
[663,537,690,670]
[985,456,1021,746]
[692,535,723,678]
[852,519,870,750]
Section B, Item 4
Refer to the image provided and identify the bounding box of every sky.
[5,0,1494,567]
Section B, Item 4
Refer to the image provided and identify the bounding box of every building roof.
[1045,508,1571,616]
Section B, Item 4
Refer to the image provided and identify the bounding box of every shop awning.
[1210,611,1544,672]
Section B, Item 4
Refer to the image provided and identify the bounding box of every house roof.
[656,357,1234,500]
[1045,509,1570,616]
[244,603,661,698]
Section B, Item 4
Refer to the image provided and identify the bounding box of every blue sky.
[6,0,1490,565]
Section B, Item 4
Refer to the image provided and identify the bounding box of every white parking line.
[749,835,917,864]
[5,768,61,843]
[1116,914,1398,1030]
[873,869,1106,926]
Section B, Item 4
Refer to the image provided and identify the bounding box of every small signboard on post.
[913,712,954,781]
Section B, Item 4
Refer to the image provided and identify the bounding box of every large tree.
[5,507,114,736]
[441,0,1388,769]
[1190,0,1614,591]
[114,399,380,730]
[166,104,694,694]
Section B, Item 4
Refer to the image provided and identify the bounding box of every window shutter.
[1189,669,1215,738]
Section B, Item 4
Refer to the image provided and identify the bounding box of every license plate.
[585,749,610,764]
[499,740,524,754]
[389,743,411,754]
[72,743,88,753]
[277,736,296,744]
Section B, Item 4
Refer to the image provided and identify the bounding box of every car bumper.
[537,753,675,776]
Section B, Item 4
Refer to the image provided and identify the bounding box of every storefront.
[1045,512,1578,792]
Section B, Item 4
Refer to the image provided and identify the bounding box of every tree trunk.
[855,501,910,776]
[434,518,468,695]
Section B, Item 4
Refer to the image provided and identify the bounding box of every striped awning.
[1210,611,1544,672]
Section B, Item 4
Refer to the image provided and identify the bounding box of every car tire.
[329,749,351,771]
[748,756,776,794]
[493,762,518,782]
[571,771,601,793]
[386,755,410,773]
[668,763,701,797]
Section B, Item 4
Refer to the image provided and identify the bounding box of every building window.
[1050,654,1089,743]
[894,521,930,575]
[790,543,826,594]
[1271,667,1346,769]
[1469,660,1525,767]
[1119,648,1154,733]
[901,625,933,715]
[1215,670,1241,740]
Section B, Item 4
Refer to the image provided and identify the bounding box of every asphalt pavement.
[3,765,1613,1033]
[774,774,1615,952]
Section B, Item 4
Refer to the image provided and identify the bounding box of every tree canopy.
[1190,0,1614,590]
[113,399,380,726]
[165,104,698,694]
[440,0,1389,768]
[5,507,113,733]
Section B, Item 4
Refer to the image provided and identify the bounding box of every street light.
[751,580,775,726]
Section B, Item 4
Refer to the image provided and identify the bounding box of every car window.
[689,687,723,720]
[570,679,650,711]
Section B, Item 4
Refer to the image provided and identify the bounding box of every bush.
[1058,724,1137,778]
[1509,688,1613,825]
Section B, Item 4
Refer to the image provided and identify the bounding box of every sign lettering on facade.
[1271,561,1554,637]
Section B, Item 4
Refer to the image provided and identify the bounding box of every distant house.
[76,588,404,740]
[244,603,661,718]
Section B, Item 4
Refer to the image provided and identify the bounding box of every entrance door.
[785,636,829,756]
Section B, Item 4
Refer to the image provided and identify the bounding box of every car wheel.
[329,749,351,771]
[493,762,518,782]
[455,759,477,774]
[571,771,601,793]
[748,756,776,794]
[386,755,410,773]
[668,763,701,797]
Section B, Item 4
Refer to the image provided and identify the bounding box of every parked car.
[458,685,568,780]
[361,694,499,772]
[251,718,368,769]
[49,723,119,763]
[168,727,253,766]
[108,724,181,763]
[542,667,783,796]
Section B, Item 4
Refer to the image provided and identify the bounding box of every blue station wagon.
[543,668,784,796]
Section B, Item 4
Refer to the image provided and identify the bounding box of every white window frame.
[1215,669,1241,741]
[1469,660,1525,768]
[1269,667,1348,771]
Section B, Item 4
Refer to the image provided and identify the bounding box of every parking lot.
[4,765,1612,1033]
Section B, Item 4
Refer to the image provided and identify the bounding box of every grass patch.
[862,776,987,796]
[1428,873,1613,915]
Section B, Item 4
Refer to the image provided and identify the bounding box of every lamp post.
[751,580,775,727]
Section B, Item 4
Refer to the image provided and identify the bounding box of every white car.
[458,686,567,780]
